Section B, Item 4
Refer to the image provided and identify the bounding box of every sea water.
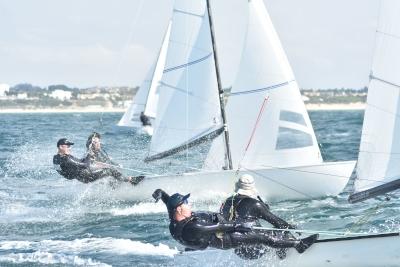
[0,111,399,267]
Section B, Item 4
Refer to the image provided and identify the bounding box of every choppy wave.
[0,237,178,257]
[0,251,110,266]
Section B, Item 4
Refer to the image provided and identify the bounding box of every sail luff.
[143,21,172,119]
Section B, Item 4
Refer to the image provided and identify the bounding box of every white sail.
[205,0,321,170]
[148,1,222,159]
[117,63,156,128]
[355,0,400,193]
[117,21,171,129]
[143,21,172,119]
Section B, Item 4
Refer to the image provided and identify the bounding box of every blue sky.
[0,0,379,89]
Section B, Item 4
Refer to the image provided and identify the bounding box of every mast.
[206,0,233,170]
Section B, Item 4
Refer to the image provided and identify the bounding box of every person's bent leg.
[228,231,318,253]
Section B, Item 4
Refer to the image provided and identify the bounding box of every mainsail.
[117,21,171,128]
[204,0,321,170]
[349,0,400,203]
[146,0,247,161]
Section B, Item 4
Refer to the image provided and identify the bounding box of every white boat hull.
[179,232,400,267]
[129,160,356,202]
[282,232,400,267]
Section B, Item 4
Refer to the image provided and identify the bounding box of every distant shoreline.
[0,103,365,114]
[0,107,126,114]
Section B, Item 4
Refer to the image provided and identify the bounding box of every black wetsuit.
[87,149,118,165]
[53,153,128,183]
[140,112,151,126]
[220,194,296,259]
[220,194,295,229]
[154,190,305,254]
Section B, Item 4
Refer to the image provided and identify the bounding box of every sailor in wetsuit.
[139,112,151,126]
[220,174,299,259]
[86,132,119,166]
[152,189,318,256]
[53,137,143,185]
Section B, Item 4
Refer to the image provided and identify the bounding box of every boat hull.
[179,232,400,267]
[129,160,356,202]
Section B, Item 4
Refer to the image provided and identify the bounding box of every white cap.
[235,174,258,198]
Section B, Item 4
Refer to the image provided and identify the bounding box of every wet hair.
[86,132,101,149]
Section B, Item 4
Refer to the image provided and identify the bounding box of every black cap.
[167,193,190,211]
[57,138,74,147]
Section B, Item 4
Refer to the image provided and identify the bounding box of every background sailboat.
[117,22,171,135]
[135,0,355,202]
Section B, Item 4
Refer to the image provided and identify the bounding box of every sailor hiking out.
[152,188,318,257]
[53,135,144,185]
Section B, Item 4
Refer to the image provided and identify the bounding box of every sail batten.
[370,74,400,89]
[227,80,295,97]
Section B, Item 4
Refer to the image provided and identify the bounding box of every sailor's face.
[59,144,71,154]
[176,202,191,218]
[91,137,101,151]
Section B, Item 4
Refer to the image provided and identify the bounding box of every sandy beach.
[305,102,365,111]
[0,103,365,114]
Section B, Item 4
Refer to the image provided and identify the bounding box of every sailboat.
[233,0,400,265]
[132,0,356,202]
[117,22,172,135]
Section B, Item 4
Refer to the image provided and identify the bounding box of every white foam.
[0,237,178,258]
[0,251,110,266]
[110,202,167,216]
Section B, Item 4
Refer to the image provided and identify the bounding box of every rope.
[228,97,270,220]
[237,96,269,171]
[345,195,391,233]
[251,226,372,237]
[93,161,160,176]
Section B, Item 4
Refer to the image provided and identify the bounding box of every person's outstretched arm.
[255,202,295,229]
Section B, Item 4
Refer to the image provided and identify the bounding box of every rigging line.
[346,196,390,233]
[259,164,350,179]
[237,97,270,171]
[243,168,314,198]
[93,161,160,176]
[251,226,371,237]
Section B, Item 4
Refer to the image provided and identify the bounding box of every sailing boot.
[129,175,145,186]
[294,234,319,253]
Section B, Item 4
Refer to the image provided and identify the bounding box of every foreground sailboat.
[243,0,400,265]
[176,1,400,263]
[117,22,172,135]
[134,0,355,202]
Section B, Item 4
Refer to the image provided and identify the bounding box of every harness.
[221,195,247,221]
